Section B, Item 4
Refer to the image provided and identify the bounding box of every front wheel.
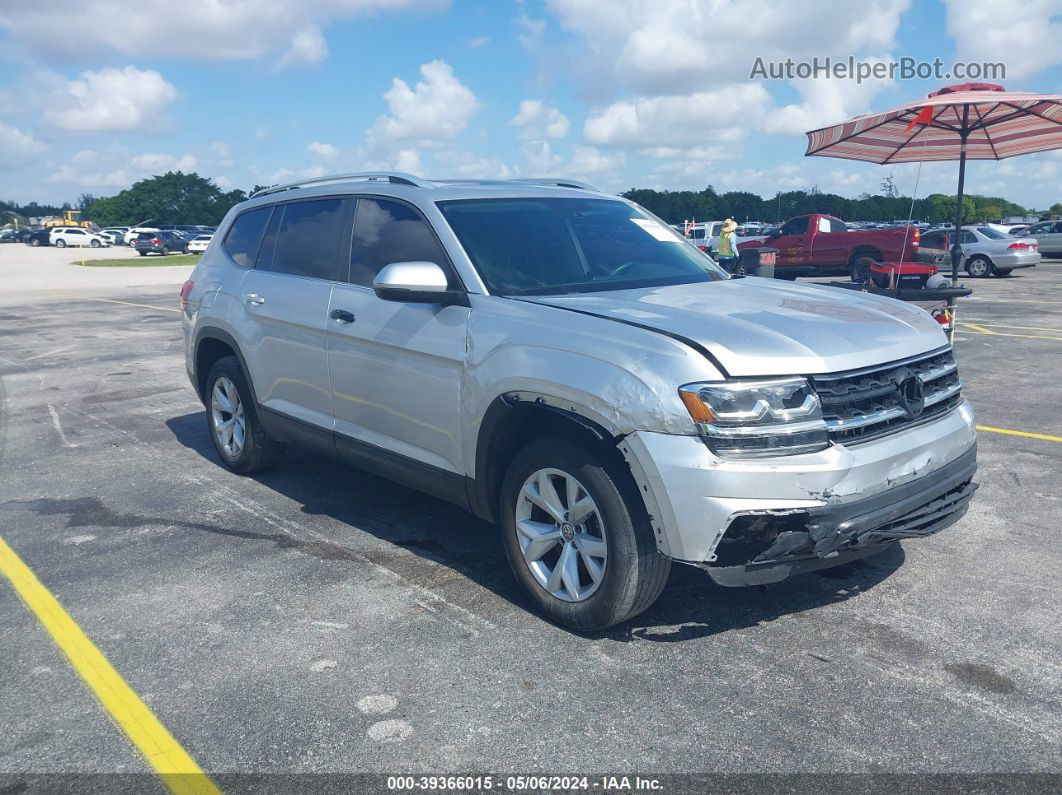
[90,239,101,248]
[205,356,285,474]
[161,246,170,255]
[30,238,40,247]
[966,255,993,278]
[499,439,670,631]
[994,268,1013,277]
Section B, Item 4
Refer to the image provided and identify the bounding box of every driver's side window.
[780,217,808,236]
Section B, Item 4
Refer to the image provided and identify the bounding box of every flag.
[904,105,934,132]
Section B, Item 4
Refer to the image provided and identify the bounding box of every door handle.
[245,293,265,305]
[330,309,356,323]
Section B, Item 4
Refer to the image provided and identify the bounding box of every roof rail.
[511,178,601,191]
[249,172,428,198]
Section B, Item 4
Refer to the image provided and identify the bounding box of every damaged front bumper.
[706,446,977,586]
[621,399,978,584]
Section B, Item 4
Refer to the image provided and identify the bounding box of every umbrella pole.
[947,110,971,343]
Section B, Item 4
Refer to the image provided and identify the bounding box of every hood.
[525,278,947,377]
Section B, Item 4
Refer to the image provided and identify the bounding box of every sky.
[1,0,1061,211]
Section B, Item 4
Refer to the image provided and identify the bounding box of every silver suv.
[181,173,978,631]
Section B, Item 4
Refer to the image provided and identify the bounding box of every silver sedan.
[917,225,1040,277]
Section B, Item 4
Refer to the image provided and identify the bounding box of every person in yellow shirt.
[717,218,740,274]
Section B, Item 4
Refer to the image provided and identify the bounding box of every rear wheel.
[55,239,66,248]
[849,253,878,282]
[205,356,285,474]
[161,246,170,255]
[138,251,147,256]
[499,439,670,631]
[966,255,993,278]
[90,239,101,248]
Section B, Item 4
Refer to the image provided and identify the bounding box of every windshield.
[437,198,727,295]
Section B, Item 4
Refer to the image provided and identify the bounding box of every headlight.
[678,378,829,457]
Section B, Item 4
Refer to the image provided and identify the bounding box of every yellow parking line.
[56,294,181,313]
[959,321,1062,332]
[0,535,219,795]
[959,323,1062,342]
[976,425,1062,443]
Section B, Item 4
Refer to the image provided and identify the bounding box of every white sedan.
[50,228,110,248]
[187,234,213,253]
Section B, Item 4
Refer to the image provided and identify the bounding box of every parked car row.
[6,224,215,254]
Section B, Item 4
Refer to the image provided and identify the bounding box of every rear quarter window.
[222,207,272,268]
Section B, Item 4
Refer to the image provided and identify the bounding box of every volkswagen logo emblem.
[899,376,926,419]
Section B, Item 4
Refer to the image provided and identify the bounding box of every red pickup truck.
[738,213,921,281]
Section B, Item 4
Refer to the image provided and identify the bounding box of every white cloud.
[467,35,490,48]
[44,67,176,132]
[520,140,564,173]
[261,165,328,184]
[131,152,198,172]
[434,150,513,179]
[308,141,338,159]
[275,27,329,69]
[515,14,547,49]
[763,61,895,135]
[209,141,234,167]
[584,83,771,147]
[546,0,910,93]
[511,100,570,140]
[0,122,46,169]
[367,60,478,147]
[945,0,1062,80]
[0,0,447,67]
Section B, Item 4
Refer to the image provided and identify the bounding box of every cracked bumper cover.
[622,400,978,582]
[707,445,977,586]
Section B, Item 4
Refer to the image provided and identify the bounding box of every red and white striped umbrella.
[806,83,1062,303]
[805,82,1062,164]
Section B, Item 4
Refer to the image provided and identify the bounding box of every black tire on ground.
[90,239,101,248]
[55,239,66,248]
[161,246,170,255]
[849,253,878,282]
[30,238,40,247]
[204,356,285,474]
[499,438,670,632]
[966,255,993,278]
[138,251,147,256]
[994,268,1013,277]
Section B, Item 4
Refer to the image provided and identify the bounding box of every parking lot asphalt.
[0,251,1060,789]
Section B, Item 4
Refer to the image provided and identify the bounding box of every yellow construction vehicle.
[45,209,94,229]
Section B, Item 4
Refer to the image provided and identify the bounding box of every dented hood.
[525,278,947,377]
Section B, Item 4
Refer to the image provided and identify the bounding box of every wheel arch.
[193,327,258,407]
[468,394,670,554]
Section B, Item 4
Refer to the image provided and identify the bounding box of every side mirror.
[373,261,469,306]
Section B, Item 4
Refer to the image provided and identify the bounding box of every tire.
[994,268,1013,277]
[90,239,100,248]
[849,253,878,282]
[30,238,40,247]
[966,255,993,278]
[204,356,285,474]
[55,239,66,248]
[161,246,170,255]
[499,438,670,631]
[138,251,147,256]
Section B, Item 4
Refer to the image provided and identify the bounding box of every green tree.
[1049,202,1062,216]
[88,172,247,226]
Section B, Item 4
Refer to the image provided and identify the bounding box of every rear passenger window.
[272,198,352,281]
[349,198,450,287]
[223,207,271,268]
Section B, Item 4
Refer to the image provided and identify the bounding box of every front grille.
[811,347,962,445]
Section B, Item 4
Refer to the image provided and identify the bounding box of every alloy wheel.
[211,376,246,458]
[514,468,608,602]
